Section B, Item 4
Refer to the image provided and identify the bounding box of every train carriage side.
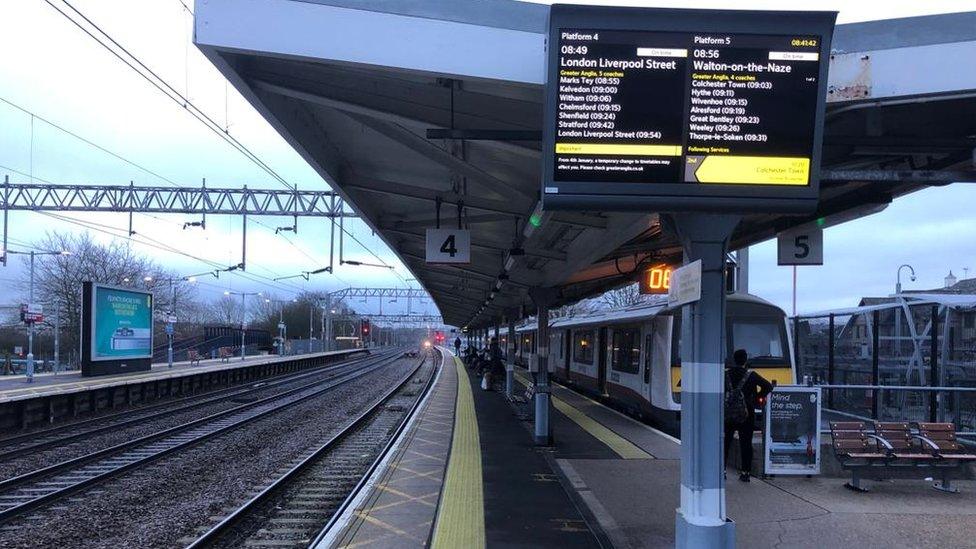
[521,294,794,433]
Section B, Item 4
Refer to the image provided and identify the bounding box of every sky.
[0,0,973,320]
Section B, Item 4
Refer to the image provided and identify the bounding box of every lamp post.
[265,298,296,354]
[150,273,209,368]
[225,290,262,361]
[3,249,71,382]
[896,264,916,294]
[894,264,916,359]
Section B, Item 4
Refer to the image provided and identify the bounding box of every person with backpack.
[724,348,773,482]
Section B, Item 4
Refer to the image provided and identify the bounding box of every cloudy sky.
[0,0,972,320]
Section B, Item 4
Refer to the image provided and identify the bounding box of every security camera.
[910,275,917,282]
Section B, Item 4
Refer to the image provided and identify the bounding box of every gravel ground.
[0,357,376,481]
[0,355,428,549]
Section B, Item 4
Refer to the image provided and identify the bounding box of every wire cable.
[43,0,297,192]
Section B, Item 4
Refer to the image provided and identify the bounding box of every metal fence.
[794,301,976,433]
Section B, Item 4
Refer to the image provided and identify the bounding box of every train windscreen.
[731,319,786,363]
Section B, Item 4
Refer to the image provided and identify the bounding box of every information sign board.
[763,386,822,475]
[425,228,471,264]
[668,260,702,307]
[777,227,823,265]
[542,5,835,213]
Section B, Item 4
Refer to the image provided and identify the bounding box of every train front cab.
[655,294,796,418]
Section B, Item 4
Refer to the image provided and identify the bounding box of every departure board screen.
[555,30,819,185]
[542,7,835,213]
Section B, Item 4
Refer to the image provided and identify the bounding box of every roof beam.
[343,112,537,203]
[385,227,566,262]
[398,249,539,288]
[391,213,512,229]
[345,174,528,216]
[550,212,608,229]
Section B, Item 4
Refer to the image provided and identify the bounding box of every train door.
[597,327,608,396]
[641,326,652,403]
[564,329,572,379]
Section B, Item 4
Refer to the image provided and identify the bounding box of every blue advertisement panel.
[90,284,154,362]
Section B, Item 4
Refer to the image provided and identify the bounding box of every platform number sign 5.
[425,228,471,264]
[777,227,823,265]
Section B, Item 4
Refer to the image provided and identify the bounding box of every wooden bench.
[218,347,234,362]
[830,421,976,492]
[187,349,201,366]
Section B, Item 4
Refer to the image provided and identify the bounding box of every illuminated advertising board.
[542,5,835,213]
[81,282,154,376]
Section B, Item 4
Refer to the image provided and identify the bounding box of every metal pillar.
[54,301,60,373]
[930,305,939,423]
[735,247,749,293]
[506,314,516,399]
[529,288,557,446]
[871,309,881,419]
[669,214,739,549]
[240,293,247,361]
[26,251,35,382]
[827,314,835,407]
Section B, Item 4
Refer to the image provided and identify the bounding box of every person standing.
[724,349,773,482]
[454,336,462,356]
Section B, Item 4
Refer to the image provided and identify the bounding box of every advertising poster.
[91,284,154,361]
[764,386,821,475]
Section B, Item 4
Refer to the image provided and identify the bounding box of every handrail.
[813,384,976,392]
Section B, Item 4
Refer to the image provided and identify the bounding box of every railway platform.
[328,348,976,548]
[0,348,367,403]
[0,348,369,430]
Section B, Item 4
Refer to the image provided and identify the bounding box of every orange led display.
[639,264,674,295]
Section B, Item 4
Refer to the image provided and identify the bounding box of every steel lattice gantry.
[0,181,354,217]
[327,288,430,300]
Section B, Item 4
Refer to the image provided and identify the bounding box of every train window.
[573,329,594,364]
[731,320,785,360]
[522,332,535,354]
[611,326,641,374]
[670,315,682,367]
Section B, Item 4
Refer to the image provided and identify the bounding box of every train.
[502,292,795,433]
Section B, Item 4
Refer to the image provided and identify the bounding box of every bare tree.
[208,295,243,325]
[24,232,194,358]
[600,283,646,310]
[552,299,596,319]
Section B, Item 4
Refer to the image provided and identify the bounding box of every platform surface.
[325,353,976,548]
[0,348,365,403]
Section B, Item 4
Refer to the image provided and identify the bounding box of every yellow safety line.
[431,357,486,549]
[514,373,651,460]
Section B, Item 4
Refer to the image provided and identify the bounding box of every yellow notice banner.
[693,155,810,185]
[555,143,682,156]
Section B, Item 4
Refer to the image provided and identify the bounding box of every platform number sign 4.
[777,227,823,265]
[426,228,471,264]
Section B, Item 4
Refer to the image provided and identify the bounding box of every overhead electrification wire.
[0,103,327,280]
[36,211,307,295]
[43,0,297,192]
[0,95,184,188]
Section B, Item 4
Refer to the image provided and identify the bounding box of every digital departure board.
[542,6,836,213]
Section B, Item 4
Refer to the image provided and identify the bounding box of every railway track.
[185,349,441,549]
[0,351,377,462]
[0,350,405,524]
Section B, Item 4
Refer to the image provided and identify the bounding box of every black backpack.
[725,370,751,425]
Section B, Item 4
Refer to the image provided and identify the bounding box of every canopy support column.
[667,213,741,549]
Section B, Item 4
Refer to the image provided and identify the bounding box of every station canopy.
[196,1,976,328]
